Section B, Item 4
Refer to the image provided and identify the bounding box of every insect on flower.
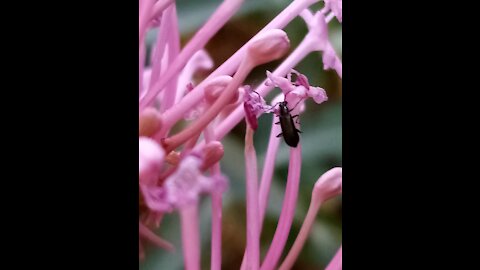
[275,100,302,148]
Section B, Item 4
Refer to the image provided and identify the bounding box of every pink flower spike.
[325,246,342,270]
[279,167,342,270]
[139,137,165,185]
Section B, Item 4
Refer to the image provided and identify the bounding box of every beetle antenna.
[284,90,303,112]
[290,98,303,112]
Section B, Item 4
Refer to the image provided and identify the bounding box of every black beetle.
[275,100,301,148]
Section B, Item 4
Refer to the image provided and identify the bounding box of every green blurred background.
[142,0,342,269]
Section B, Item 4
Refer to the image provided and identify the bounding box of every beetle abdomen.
[279,115,299,147]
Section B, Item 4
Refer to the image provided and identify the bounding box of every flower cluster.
[139,0,342,269]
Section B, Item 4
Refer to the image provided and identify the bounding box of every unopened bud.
[139,137,165,185]
[312,167,342,203]
[201,141,224,171]
[247,29,290,66]
[139,107,163,137]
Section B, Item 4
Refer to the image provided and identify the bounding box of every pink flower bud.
[312,167,342,203]
[201,141,225,171]
[247,29,290,66]
[139,137,165,185]
[139,107,163,137]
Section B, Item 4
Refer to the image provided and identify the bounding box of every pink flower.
[141,155,228,212]
[266,69,328,106]
[243,85,271,130]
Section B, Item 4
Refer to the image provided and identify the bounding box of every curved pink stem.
[278,201,322,270]
[260,145,302,270]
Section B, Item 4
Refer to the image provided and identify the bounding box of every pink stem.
[325,246,342,270]
[240,113,282,270]
[159,3,181,114]
[278,201,322,270]
[140,0,245,110]
[204,123,223,270]
[150,0,175,22]
[149,8,170,90]
[258,117,282,228]
[245,127,260,270]
[180,204,201,270]
[210,190,223,270]
[260,145,302,270]
[158,0,320,130]
[139,0,155,45]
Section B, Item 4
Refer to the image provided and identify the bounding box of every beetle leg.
[291,115,300,124]
[276,133,283,138]
[295,128,302,133]
[275,121,280,125]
